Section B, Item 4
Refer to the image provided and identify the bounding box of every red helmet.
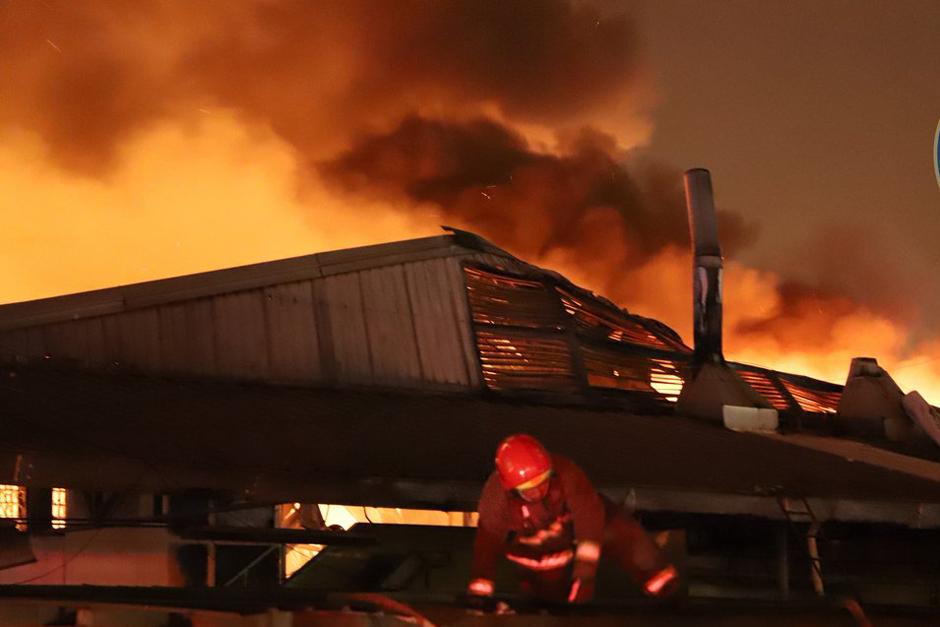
[495,434,552,490]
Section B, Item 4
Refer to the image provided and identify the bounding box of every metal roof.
[0,230,514,332]
[0,229,839,423]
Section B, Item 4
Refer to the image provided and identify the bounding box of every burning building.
[0,171,938,625]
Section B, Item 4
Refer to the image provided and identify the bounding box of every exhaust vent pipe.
[677,169,772,422]
[684,169,724,365]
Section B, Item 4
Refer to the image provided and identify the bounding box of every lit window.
[0,485,26,530]
[52,488,67,530]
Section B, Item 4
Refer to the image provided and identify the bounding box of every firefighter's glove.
[568,540,600,603]
[567,577,595,604]
[643,565,680,598]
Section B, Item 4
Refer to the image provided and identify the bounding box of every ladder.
[777,495,824,596]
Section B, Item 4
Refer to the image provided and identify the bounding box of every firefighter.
[466,433,678,605]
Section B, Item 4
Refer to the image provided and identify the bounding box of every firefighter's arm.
[468,473,509,600]
[556,457,605,601]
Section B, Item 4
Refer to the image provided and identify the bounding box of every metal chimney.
[684,169,723,364]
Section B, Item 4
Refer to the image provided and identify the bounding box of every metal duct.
[684,168,724,364]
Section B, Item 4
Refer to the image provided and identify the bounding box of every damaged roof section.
[462,261,844,423]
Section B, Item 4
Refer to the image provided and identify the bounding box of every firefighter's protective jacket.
[470,454,604,586]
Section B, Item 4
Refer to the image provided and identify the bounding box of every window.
[52,488,67,530]
[0,485,26,531]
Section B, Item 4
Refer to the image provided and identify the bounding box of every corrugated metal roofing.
[0,229,858,423]
[0,232,513,332]
[0,229,920,468]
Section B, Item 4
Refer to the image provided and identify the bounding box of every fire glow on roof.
[465,264,689,409]
[465,263,845,419]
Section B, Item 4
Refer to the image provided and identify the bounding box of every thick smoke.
[1,0,640,174]
[320,114,756,295]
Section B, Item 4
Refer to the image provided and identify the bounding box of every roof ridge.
[0,233,515,331]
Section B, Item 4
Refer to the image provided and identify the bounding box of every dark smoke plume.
[321,114,756,275]
[1,0,639,174]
